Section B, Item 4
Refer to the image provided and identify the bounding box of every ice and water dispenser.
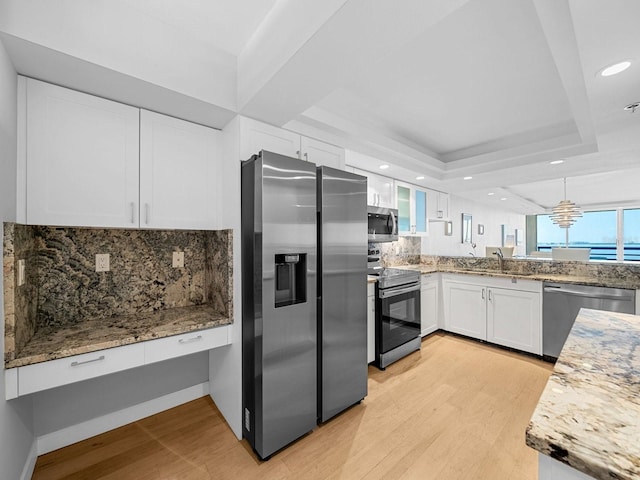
[275,254,307,307]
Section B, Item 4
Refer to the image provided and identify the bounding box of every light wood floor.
[32,333,553,480]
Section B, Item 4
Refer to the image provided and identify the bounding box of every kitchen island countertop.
[526,308,640,480]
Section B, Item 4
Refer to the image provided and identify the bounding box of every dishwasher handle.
[543,286,634,301]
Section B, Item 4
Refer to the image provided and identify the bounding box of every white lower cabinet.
[487,287,541,355]
[442,274,542,355]
[7,325,232,399]
[443,280,487,340]
[420,274,439,336]
[367,282,375,364]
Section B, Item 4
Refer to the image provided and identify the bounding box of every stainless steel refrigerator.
[242,151,367,459]
[317,165,367,423]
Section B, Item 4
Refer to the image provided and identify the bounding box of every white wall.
[0,0,236,110]
[0,39,36,480]
[208,116,242,439]
[421,193,526,257]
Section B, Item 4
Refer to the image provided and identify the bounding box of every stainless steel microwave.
[367,206,398,243]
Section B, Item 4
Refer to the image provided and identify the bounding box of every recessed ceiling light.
[416,176,424,180]
[379,164,389,170]
[500,197,507,201]
[487,192,495,196]
[600,61,631,77]
[463,176,473,180]
[550,160,564,165]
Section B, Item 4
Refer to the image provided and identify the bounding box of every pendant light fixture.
[550,177,582,246]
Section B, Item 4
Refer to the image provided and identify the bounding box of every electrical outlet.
[17,259,25,286]
[172,251,184,268]
[96,253,110,272]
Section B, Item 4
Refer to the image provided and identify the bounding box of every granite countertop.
[390,264,640,289]
[526,308,640,480]
[7,304,232,368]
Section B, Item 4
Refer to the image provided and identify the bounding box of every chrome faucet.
[493,248,504,273]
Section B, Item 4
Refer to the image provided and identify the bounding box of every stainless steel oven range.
[373,268,421,369]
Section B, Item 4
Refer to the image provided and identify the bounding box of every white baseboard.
[20,439,37,480]
[37,382,210,455]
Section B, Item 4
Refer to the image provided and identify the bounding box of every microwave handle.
[389,210,397,235]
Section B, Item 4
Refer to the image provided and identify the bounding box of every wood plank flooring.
[32,333,553,480]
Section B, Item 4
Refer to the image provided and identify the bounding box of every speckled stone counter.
[388,256,640,290]
[6,304,231,368]
[526,308,640,480]
[4,222,234,368]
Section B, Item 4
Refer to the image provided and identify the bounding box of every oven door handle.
[379,283,421,298]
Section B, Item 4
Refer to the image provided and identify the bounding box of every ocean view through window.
[537,209,640,262]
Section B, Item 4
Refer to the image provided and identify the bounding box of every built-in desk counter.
[5,306,232,399]
[526,308,640,480]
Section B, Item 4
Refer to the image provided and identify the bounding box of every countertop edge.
[6,316,232,369]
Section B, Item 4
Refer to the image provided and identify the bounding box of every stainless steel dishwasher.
[543,282,636,359]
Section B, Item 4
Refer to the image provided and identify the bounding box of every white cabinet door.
[487,288,541,355]
[139,110,220,229]
[353,168,394,207]
[443,280,487,340]
[427,190,450,221]
[239,117,300,160]
[367,283,376,364]
[300,136,345,169]
[26,78,140,228]
[420,275,439,336]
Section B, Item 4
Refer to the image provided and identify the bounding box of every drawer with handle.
[144,326,230,364]
[18,343,145,395]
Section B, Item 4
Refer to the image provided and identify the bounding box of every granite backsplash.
[378,236,421,266]
[3,223,232,363]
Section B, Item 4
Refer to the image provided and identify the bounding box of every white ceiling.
[0,0,638,215]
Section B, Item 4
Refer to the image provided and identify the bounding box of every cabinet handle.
[488,290,492,301]
[179,335,203,344]
[482,288,485,300]
[145,203,150,225]
[130,202,135,224]
[71,355,105,367]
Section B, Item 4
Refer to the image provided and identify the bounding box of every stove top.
[370,267,421,289]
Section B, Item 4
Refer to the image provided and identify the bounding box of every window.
[623,208,640,261]
[536,209,639,262]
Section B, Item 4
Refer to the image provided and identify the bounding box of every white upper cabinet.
[240,118,300,160]
[299,136,345,169]
[139,110,219,229]
[240,117,345,169]
[351,168,394,208]
[427,190,450,221]
[22,78,220,230]
[396,181,428,235]
[25,78,140,228]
